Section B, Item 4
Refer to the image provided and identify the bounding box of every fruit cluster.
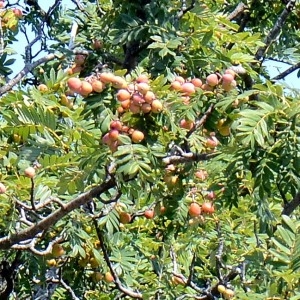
[217,284,235,299]
[67,54,87,75]
[0,2,23,31]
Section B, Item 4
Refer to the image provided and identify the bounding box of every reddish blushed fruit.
[24,167,36,178]
[151,99,163,113]
[131,93,145,105]
[141,103,152,113]
[129,102,141,114]
[181,82,195,95]
[102,133,112,145]
[92,80,104,93]
[117,89,131,101]
[0,183,6,194]
[79,81,93,96]
[206,73,219,87]
[52,243,65,257]
[206,136,219,148]
[191,78,203,88]
[188,202,202,217]
[180,119,194,130]
[201,202,215,214]
[110,120,123,131]
[224,68,236,78]
[67,78,82,93]
[99,72,115,84]
[108,129,119,141]
[136,74,149,83]
[131,130,144,143]
[0,2,5,9]
[121,99,131,109]
[13,8,23,18]
[144,209,155,219]
[92,39,103,50]
[206,191,216,200]
[222,73,234,85]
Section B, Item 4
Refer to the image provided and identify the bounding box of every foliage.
[0,0,300,299]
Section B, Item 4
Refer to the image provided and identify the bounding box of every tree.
[0,0,300,299]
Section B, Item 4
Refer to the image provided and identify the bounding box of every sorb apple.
[24,167,36,178]
[188,202,201,217]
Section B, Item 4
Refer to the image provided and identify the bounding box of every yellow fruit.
[223,289,235,299]
[91,272,103,282]
[46,259,57,267]
[104,271,114,283]
[51,244,65,257]
[89,257,100,268]
[217,284,226,293]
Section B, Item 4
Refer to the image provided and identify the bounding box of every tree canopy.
[0,0,300,299]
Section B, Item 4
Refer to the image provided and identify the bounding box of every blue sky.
[10,1,300,89]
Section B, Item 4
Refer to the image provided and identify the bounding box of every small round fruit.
[206,73,219,87]
[171,276,185,285]
[24,167,36,178]
[117,89,131,101]
[74,54,86,66]
[112,76,127,89]
[141,103,152,113]
[108,129,119,141]
[67,77,82,93]
[13,8,23,18]
[110,120,123,131]
[92,272,103,282]
[38,84,48,92]
[0,183,6,194]
[144,91,156,103]
[144,209,155,219]
[99,72,115,84]
[119,212,131,224]
[191,78,202,88]
[131,130,144,143]
[181,82,195,95]
[164,174,179,188]
[136,74,149,83]
[52,244,65,257]
[224,68,236,78]
[222,73,234,85]
[217,284,226,293]
[201,202,215,214]
[92,80,104,93]
[180,119,194,130]
[79,81,93,96]
[92,39,103,50]
[104,271,114,283]
[188,202,201,217]
[89,257,100,268]
[151,99,163,113]
[46,259,57,267]
[170,80,182,91]
[174,76,185,84]
[206,136,219,148]
[0,2,5,9]
[136,82,150,95]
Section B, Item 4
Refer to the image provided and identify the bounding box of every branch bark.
[271,61,300,81]
[0,176,115,250]
[281,192,300,216]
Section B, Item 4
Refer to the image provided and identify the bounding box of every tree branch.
[255,0,296,62]
[271,61,300,81]
[281,192,300,216]
[0,176,116,249]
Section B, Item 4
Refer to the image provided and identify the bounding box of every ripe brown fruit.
[79,81,93,96]
[74,54,86,66]
[104,272,114,283]
[52,244,65,257]
[112,76,127,89]
[91,272,103,282]
[191,78,203,88]
[92,80,104,93]
[119,212,132,224]
[99,72,115,84]
[201,202,215,214]
[92,39,103,50]
[117,89,131,102]
[151,99,163,113]
[170,80,182,91]
[0,183,6,194]
[67,77,82,93]
[131,130,144,143]
[24,167,36,178]
[144,209,155,219]
[188,202,201,217]
[206,73,219,87]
